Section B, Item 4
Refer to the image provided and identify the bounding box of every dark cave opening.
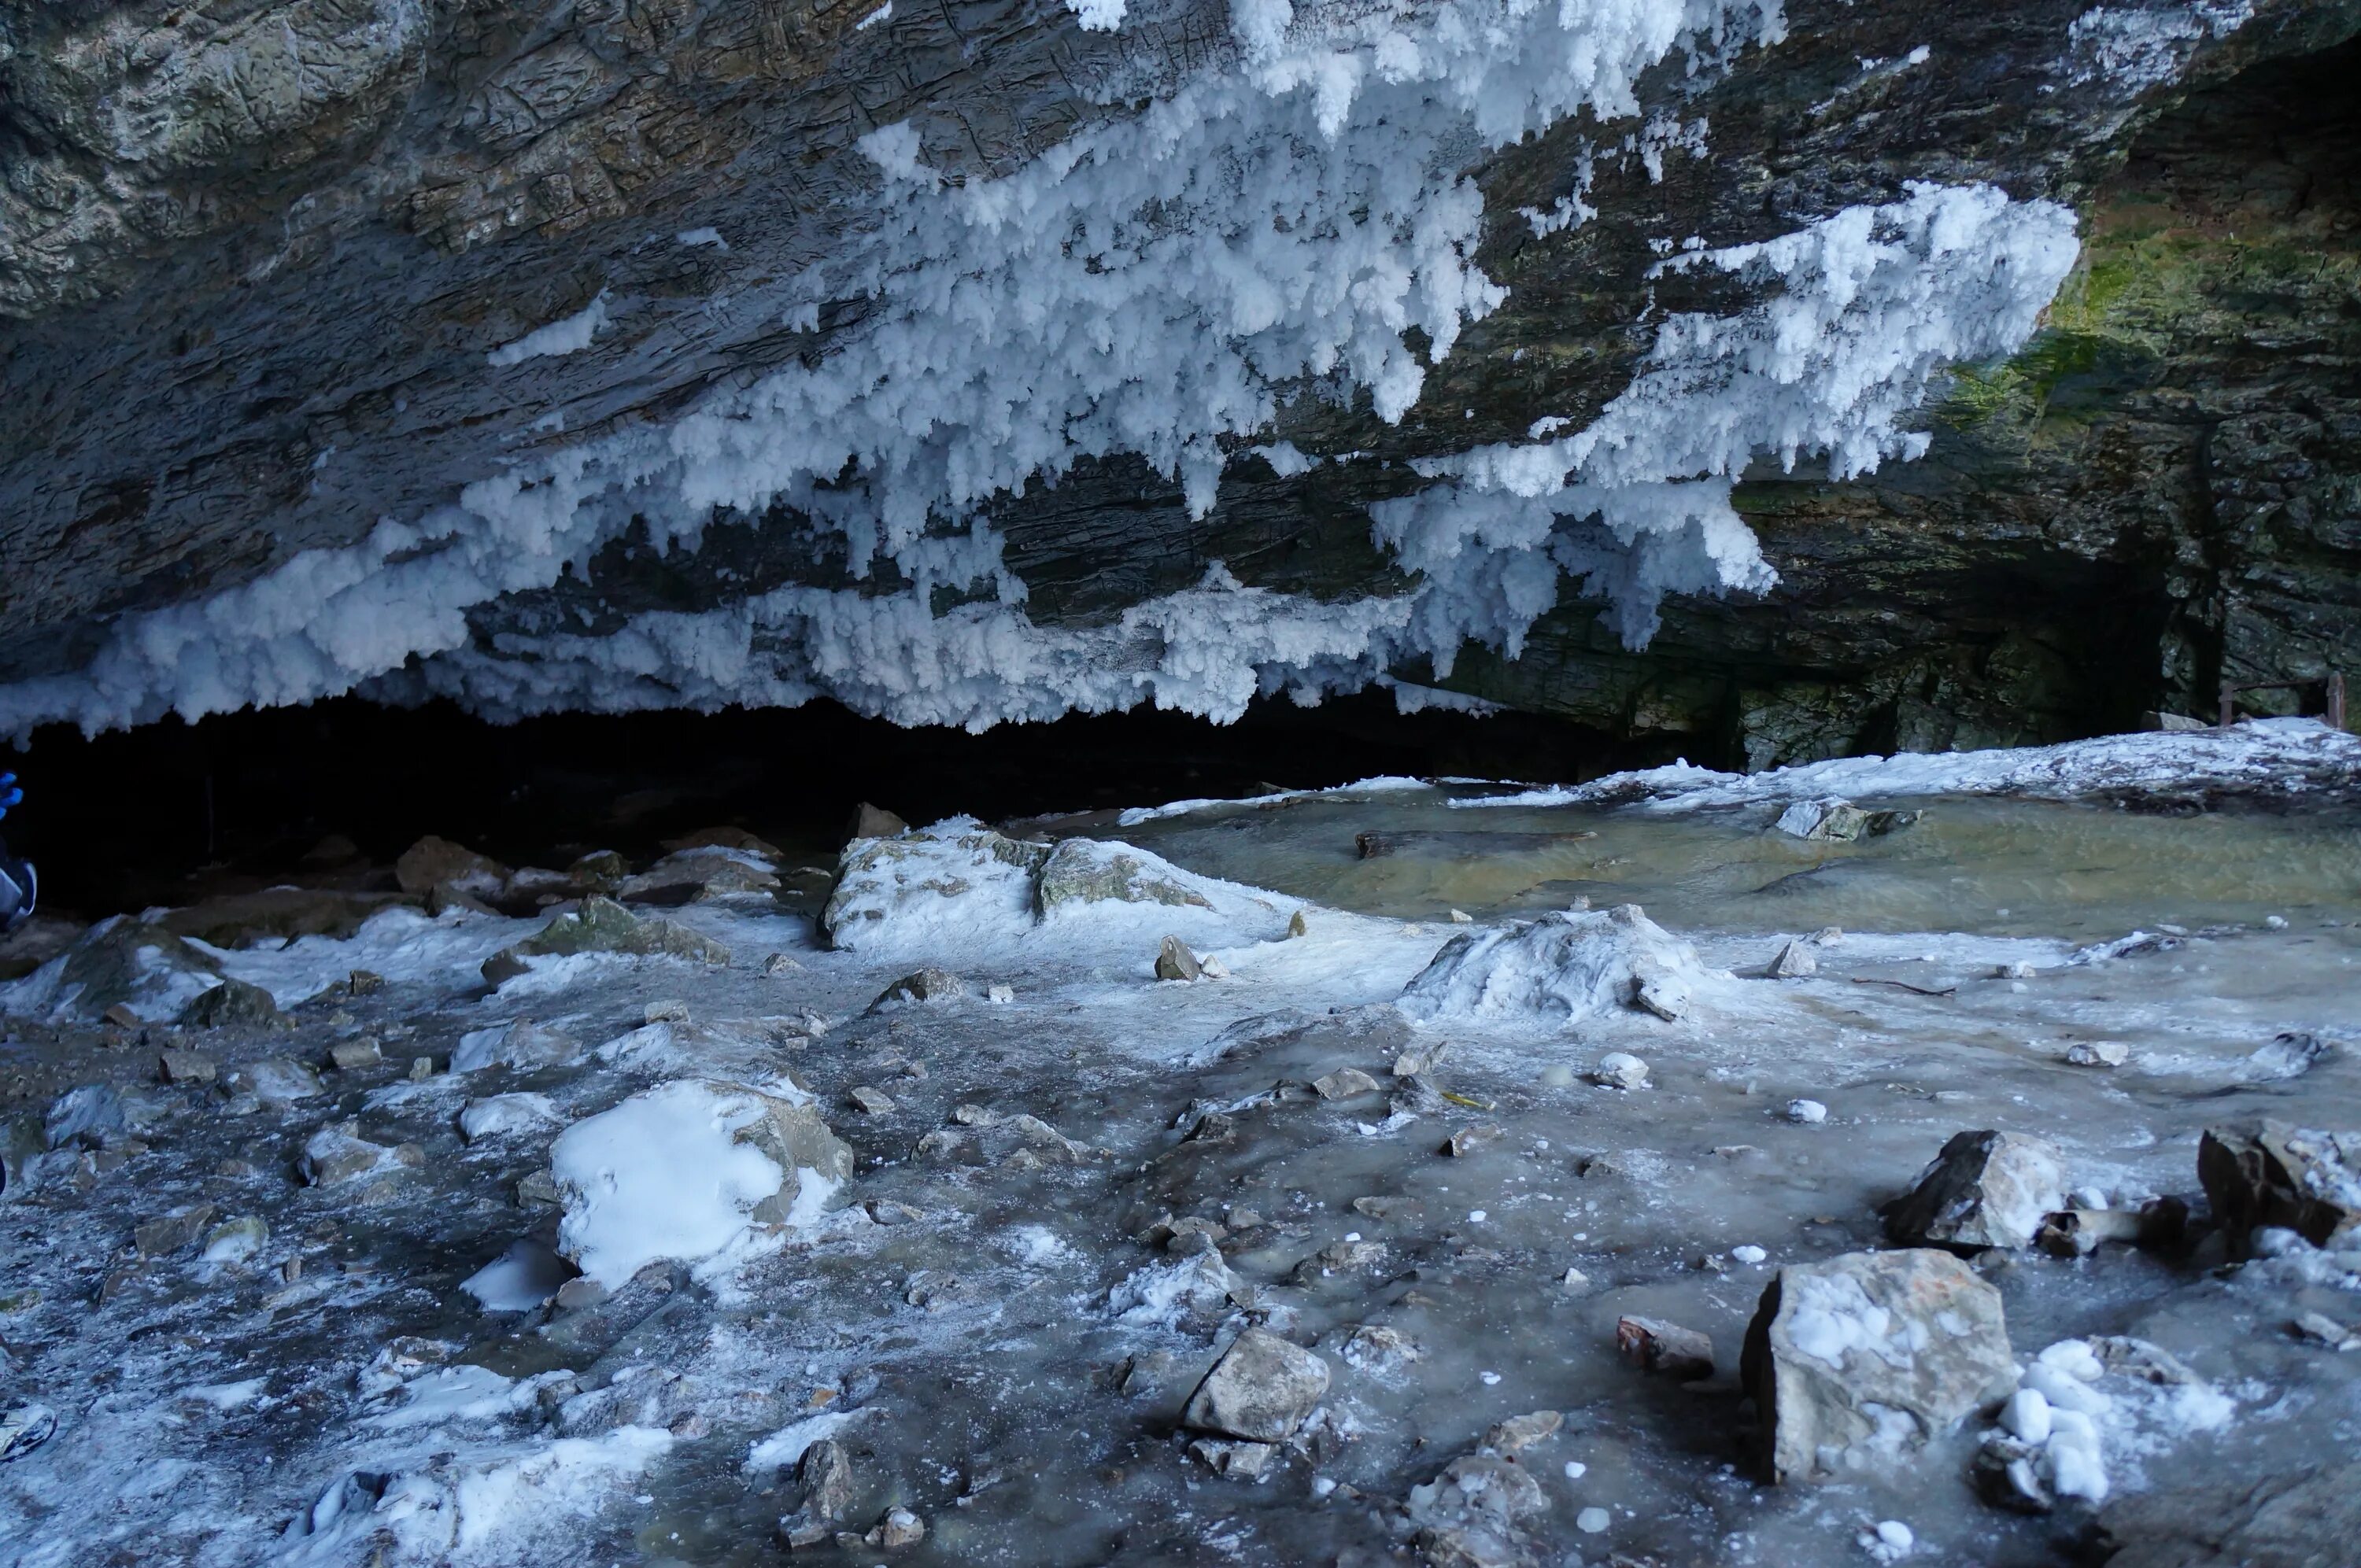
[0,694,1679,921]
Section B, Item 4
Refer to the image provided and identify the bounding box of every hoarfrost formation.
[0,0,2093,737]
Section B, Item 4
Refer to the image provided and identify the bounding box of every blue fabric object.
[0,772,17,821]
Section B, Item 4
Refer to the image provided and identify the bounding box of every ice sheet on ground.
[1451,720,2361,812]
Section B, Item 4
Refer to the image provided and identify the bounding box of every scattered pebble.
[1576,1507,1610,1533]
[1786,1099,1828,1124]
[1731,1245,1767,1264]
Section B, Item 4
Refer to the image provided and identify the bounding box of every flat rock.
[1883,1130,2067,1250]
[157,1048,217,1084]
[1181,1328,1329,1443]
[1740,1249,2016,1484]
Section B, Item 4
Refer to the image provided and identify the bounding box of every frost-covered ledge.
[0,0,2340,740]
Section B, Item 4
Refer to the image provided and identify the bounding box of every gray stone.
[1883,1130,2067,1250]
[847,1086,896,1115]
[1766,941,1817,980]
[1392,1037,1450,1078]
[1188,1438,1274,1480]
[158,1048,218,1084]
[870,968,965,1008]
[1035,839,1213,913]
[327,1039,382,1071]
[796,1438,855,1521]
[226,1057,324,1105]
[1154,936,1203,983]
[1311,1068,1382,1101]
[1182,1328,1329,1443]
[180,978,281,1029]
[133,1203,218,1258]
[1739,1249,2016,1484]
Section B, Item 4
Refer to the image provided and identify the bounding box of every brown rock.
[395,836,509,898]
[1616,1315,1714,1379]
[2198,1121,2361,1256]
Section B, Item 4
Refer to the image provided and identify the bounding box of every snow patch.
[550,1081,794,1288]
[486,293,610,367]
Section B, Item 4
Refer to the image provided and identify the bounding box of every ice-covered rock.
[825,820,1302,960]
[551,1079,852,1288]
[0,915,223,1024]
[2198,1121,2361,1255]
[617,846,781,901]
[460,1093,560,1143]
[824,821,1050,954]
[1883,1131,2067,1250]
[451,1018,579,1072]
[480,896,730,985]
[1739,1249,2016,1484]
[1182,1328,1329,1443]
[1774,798,1872,841]
[1397,904,1727,1027]
[300,1120,420,1186]
[1155,935,1204,982]
[1590,1052,1650,1089]
[1037,839,1216,913]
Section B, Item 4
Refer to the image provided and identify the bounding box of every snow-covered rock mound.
[822,819,1304,961]
[1397,904,1729,1026]
[550,1079,852,1288]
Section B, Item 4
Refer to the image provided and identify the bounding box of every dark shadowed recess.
[0,694,1683,918]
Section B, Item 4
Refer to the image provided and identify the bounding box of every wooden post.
[2330,671,2347,732]
[2219,681,2236,729]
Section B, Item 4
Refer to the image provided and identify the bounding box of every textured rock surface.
[1883,1130,2070,1251]
[1740,1248,2016,1484]
[2,1,2357,751]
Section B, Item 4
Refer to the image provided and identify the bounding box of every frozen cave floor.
[1,721,2359,1567]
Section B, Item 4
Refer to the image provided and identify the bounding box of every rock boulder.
[1740,1249,2016,1484]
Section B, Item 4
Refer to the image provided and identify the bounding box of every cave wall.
[2,1,2357,759]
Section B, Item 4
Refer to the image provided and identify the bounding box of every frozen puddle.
[0,724,2357,1566]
